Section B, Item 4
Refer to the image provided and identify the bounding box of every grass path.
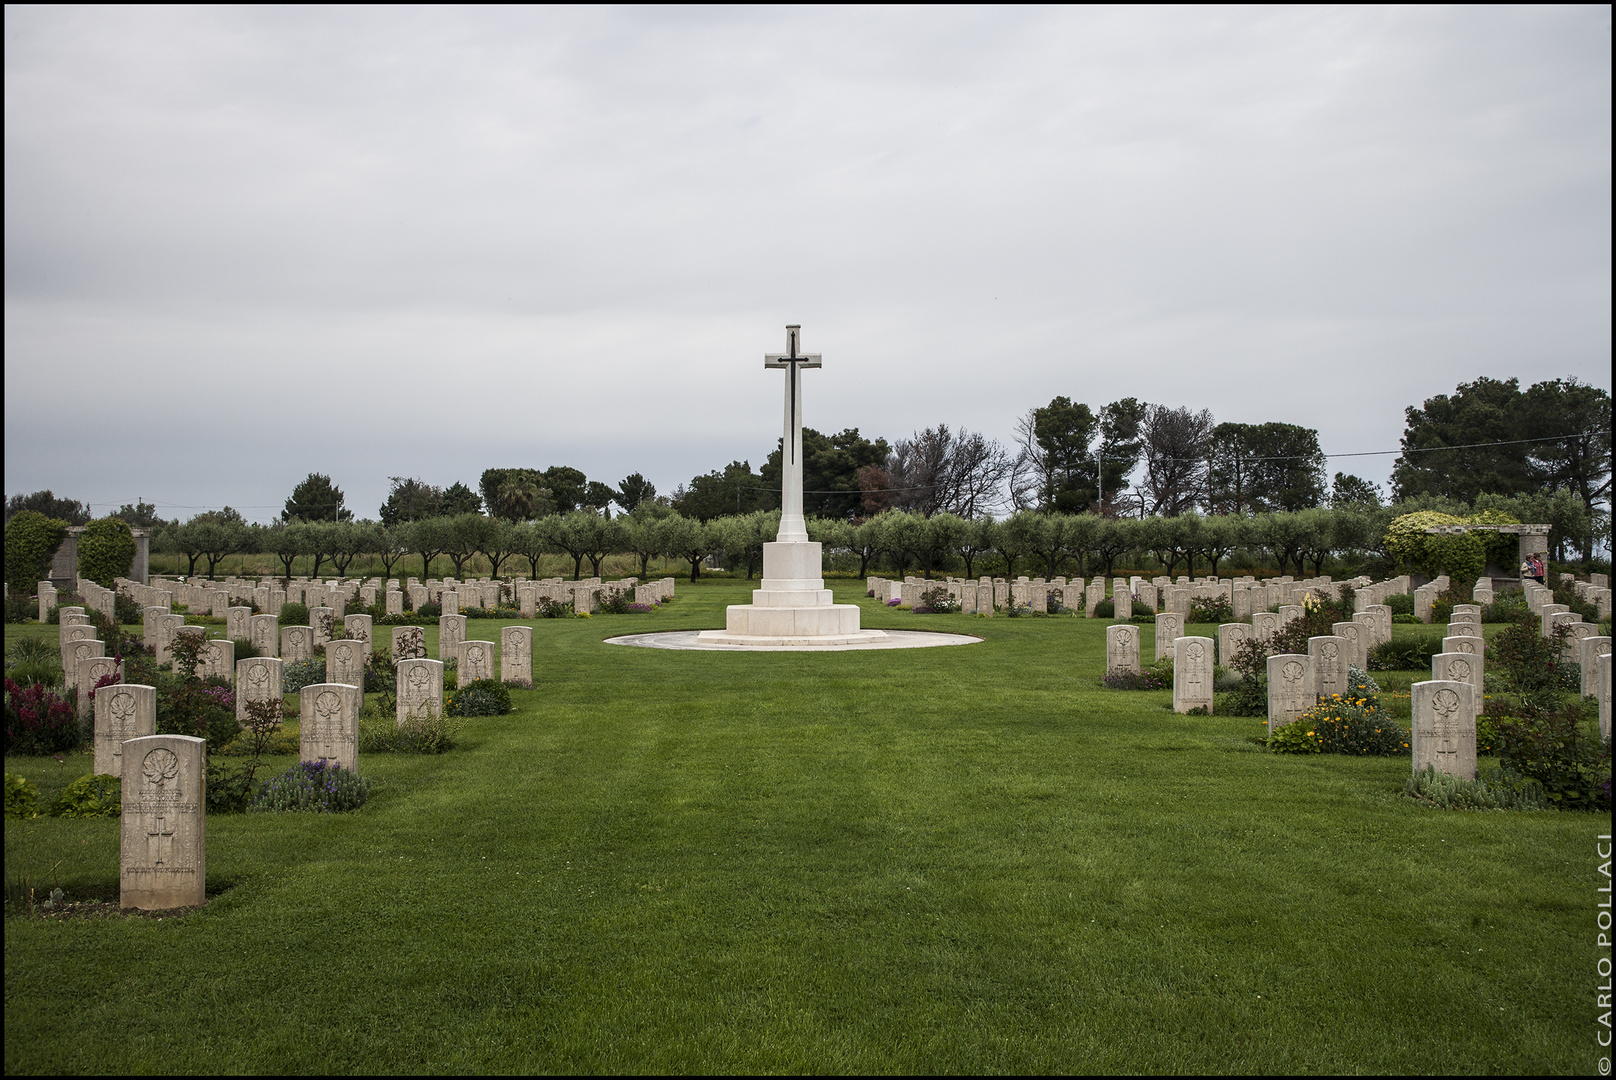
[4,580,1600,1072]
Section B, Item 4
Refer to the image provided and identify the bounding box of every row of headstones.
[868,572,1402,619]
[1527,580,1611,656]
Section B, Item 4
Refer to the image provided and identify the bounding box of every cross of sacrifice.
[763,324,822,466]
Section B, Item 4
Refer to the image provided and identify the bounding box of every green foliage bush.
[1480,593,1528,623]
[1492,704,1610,811]
[282,658,327,695]
[1297,694,1408,756]
[536,596,570,619]
[359,700,463,753]
[5,635,63,688]
[447,678,512,717]
[5,773,41,819]
[114,592,144,625]
[77,518,136,587]
[1368,636,1444,671]
[1403,766,1547,811]
[4,510,68,592]
[247,761,370,813]
[915,586,960,614]
[1189,597,1233,624]
[417,601,442,618]
[50,773,121,818]
[5,592,35,624]
[278,602,309,627]
[1268,720,1322,754]
[232,637,260,661]
[1384,593,1415,616]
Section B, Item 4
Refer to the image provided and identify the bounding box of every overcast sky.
[5,5,1610,524]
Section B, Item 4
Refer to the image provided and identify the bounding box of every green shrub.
[114,591,144,626]
[247,761,370,813]
[278,602,309,627]
[77,518,135,587]
[1480,593,1527,623]
[5,592,35,624]
[282,658,327,695]
[50,773,121,818]
[1189,597,1233,624]
[915,586,960,614]
[1368,636,1444,671]
[232,637,260,661]
[5,773,41,819]
[1298,694,1408,756]
[1392,613,1423,625]
[536,596,570,619]
[4,510,68,593]
[1492,704,1611,811]
[1384,593,1415,615]
[1403,765,1547,811]
[1094,599,1114,618]
[447,678,511,717]
[359,700,463,753]
[418,601,442,618]
[1268,720,1323,754]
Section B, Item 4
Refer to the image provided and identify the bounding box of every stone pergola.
[1422,523,1549,577]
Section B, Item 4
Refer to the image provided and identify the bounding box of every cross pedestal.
[697,325,887,646]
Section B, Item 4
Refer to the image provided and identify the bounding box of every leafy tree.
[540,467,589,515]
[1519,378,1611,560]
[1011,397,1098,512]
[918,513,966,579]
[1192,514,1247,578]
[282,473,351,523]
[4,510,69,591]
[156,520,207,576]
[991,512,1043,580]
[379,477,444,526]
[325,521,384,577]
[675,461,765,522]
[110,500,167,528]
[1254,512,1311,577]
[855,464,894,516]
[439,482,483,517]
[1331,473,1383,508]
[368,524,408,579]
[1391,377,1534,502]
[1090,517,1139,577]
[760,427,892,520]
[474,516,517,577]
[1205,423,1325,514]
[4,491,90,526]
[189,510,255,576]
[1096,398,1149,511]
[544,512,622,580]
[583,481,617,517]
[954,516,996,580]
[397,517,453,579]
[1062,513,1102,578]
[615,473,657,515]
[621,511,672,578]
[508,521,553,579]
[261,523,309,577]
[439,514,494,577]
[479,469,549,522]
[76,517,137,587]
[714,511,776,579]
[660,512,718,581]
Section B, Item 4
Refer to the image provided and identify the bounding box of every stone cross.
[764,324,823,545]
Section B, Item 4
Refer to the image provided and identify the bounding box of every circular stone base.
[604,629,984,652]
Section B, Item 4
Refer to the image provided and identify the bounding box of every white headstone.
[300,684,360,771]
[95,682,154,775]
[397,659,445,724]
[120,734,206,910]
[1173,636,1214,714]
[1411,680,1475,779]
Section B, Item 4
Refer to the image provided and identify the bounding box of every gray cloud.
[5,6,1609,521]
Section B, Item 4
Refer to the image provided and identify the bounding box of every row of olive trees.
[151,486,1597,583]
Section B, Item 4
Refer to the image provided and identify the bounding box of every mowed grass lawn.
[4,579,1601,1073]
